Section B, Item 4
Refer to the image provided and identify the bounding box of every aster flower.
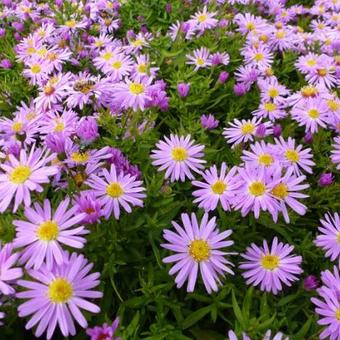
[17,252,103,339]
[234,13,268,35]
[233,164,279,219]
[240,237,303,294]
[74,191,103,224]
[186,47,212,71]
[104,52,133,81]
[312,266,340,339]
[258,78,290,104]
[223,118,272,148]
[0,243,23,295]
[112,77,153,112]
[291,98,328,133]
[86,164,146,220]
[13,197,88,269]
[228,329,289,340]
[274,137,315,175]
[331,137,340,170]
[192,163,239,212]
[162,213,234,293]
[243,44,273,70]
[86,318,121,340]
[315,213,340,263]
[252,101,287,121]
[200,114,219,130]
[151,134,205,182]
[0,146,58,212]
[189,6,218,32]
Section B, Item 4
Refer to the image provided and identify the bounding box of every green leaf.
[232,290,245,328]
[181,306,211,330]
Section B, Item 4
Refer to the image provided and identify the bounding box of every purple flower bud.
[7,142,21,158]
[331,40,340,52]
[318,173,333,187]
[304,132,313,144]
[55,0,63,7]
[127,30,135,40]
[177,83,190,97]
[218,71,229,84]
[181,22,190,34]
[304,275,319,291]
[137,15,145,22]
[2,0,12,7]
[0,28,5,38]
[218,19,229,28]
[45,133,66,153]
[76,117,98,144]
[140,25,148,34]
[233,83,247,96]
[255,123,266,138]
[14,32,21,41]
[211,54,222,66]
[12,22,24,32]
[0,59,12,69]
[273,124,282,137]
[165,3,172,13]
[201,114,219,130]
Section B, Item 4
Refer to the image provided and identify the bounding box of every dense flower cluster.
[0,0,338,338]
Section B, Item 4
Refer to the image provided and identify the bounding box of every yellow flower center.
[317,68,327,77]
[27,47,36,54]
[31,64,41,74]
[132,39,143,47]
[336,308,340,321]
[259,34,268,42]
[249,181,266,197]
[129,82,145,95]
[54,121,65,132]
[268,88,279,98]
[71,152,90,163]
[188,239,210,262]
[241,122,255,135]
[306,59,317,67]
[12,122,23,132]
[65,20,76,28]
[301,86,318,98]
[261,254,280,271]
[211,180,227,195]
[327,100,339,112]
[106,182,124,198]
[47,52,57,61]
[26,112,36,120]
[276,30,285,39]
[112,60,122,69]
[44,85,55,95]
[10,165,31,184]
[102,52,113,61]
[196,57,205,66]
[258,153,273,166]
[137,63,147,73]
[36,220,59,241]
[285,149,300,163]
[264,102,277,112]
[197,14,208,23]
[37,47,48,56]
[48,278,73,303]
[271,183,288,199]
[246,22,255,31]
[254,53,264,61]
[308,109,320,119]
[171,147,188,161]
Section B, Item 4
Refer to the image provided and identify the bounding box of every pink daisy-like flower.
[233,164,279,219]
[274,137,315,175]
[331,137,340,170]
[240,237,303,294]
[151,134,206,182]
[86,318,121,340]
[186,47,212,71]
[189,6,218,32]
[0,147,58,212]
[112,77,153,112]
[13,197,88,270]
[192,163,239,212]
[74,191,103,225]
[17,252,103,339]
[0,243,23,295]
[162,213,234,293]
[223,118,272,148]
[314,212,340,263]
[252,101,287,121]
[312,266,340,339]
[243,44,273,70]
[291,98,328,133]
[86,164,146,220]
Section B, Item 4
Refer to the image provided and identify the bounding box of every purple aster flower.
[151,134,205,182]
[17,252,103,339]
[45,132,67,154]
[86,318,121,340]
[312,266,340,339]
[177,83,190,97]
[331,137,340,170]
[315,213,340,263]
[162,213,234,293]
[186,47,212,71]
[319,173,334,187]
[0,146,58,212]
[74,191,103,224]
[13,197,88,270]
[240,237,303,294]
[304,275,319,291]
[0,243,23,295]
[86,164,146,220]
[200,114,219,130]
[76,117,98,144]
[192,163,239,212]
